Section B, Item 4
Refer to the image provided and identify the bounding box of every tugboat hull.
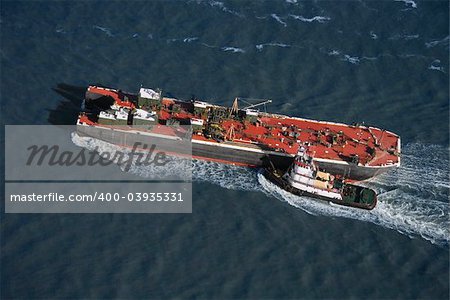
[263,168,377,210]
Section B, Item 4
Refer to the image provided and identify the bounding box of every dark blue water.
[1,1,449,298]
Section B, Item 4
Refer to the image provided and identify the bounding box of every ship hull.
[76,124,395,181]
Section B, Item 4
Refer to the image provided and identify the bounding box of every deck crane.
[239,98,273,111]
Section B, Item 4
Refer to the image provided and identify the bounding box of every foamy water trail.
[394,0,417,9]
[289,14,331,23]
[72,134,449,246]
[192,160,260,191]
[221,47,245,53]
[71,133,192,180]
[256,43,290,51]
[93,25,114,37]
[270,14,287,27]
[259,143,450,246]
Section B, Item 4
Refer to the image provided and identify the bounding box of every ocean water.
[1,0,449,299]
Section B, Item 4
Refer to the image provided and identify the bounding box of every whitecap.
[200,42,216,49]
[271,14,287,27]
[425,35,449,48]
[183,37,199,43]
[342,54,360,64]
[328,50,340,56]
[256,42,290,51]
[429,65,445,72]
[389,34,419,40]
[428,60,446,73]
[370,31,378,39]
[221,46,245,53]
[289,14,331,23]
[132,33,139,38]
[361,56,378,61]
[93,25,114,37]
[208,0,243,17]
[395,0,417,8]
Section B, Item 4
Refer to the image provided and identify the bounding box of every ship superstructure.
[77,85,401,180]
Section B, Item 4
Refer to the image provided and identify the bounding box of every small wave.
[183,37,199,43]
[200,42,216,49]
[55,27,66,34]
[389,34,420,40]
[147,33,153,39]
[289,14,331,23]
[285,0,298,3]
[271,14,287,27]
[370,31,378,39]
[395,0,417,9]
[425,35,450,48]
[428,60,446,73]
[93,25,114,37]
[328,50,340,56]
[221,46,245,53]
[325,49,386,63]
[342,54,360,64]
[132,33,139,38]
[361,56,379,61]
[256,43,290,51]
[429,65,445,73]
[167,37,199,43]
[207,0,243,17]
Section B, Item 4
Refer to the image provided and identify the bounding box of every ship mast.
[229,97,272,116]
[228,97,239,118]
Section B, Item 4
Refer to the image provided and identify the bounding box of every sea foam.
[256,43,290,51]
[289,14,331,23]
[259,143,450,246]
[93,25,114,37]
[72,133,450,246]
[425,35,450,48]
[221,47,245,53]
[395,0,417,9]
[270,14,287,27]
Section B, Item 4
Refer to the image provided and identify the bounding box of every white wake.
[258,143,449,246]
[72,133,449,246]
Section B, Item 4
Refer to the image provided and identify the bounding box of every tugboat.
[264,145,377,210]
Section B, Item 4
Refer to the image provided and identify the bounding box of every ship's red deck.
[81,86,400,168]
[195,115,399,167]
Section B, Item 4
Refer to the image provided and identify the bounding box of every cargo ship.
[76,85,401,180]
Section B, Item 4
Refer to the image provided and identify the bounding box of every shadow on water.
[48,83,115,125]
[48,83,86,125]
